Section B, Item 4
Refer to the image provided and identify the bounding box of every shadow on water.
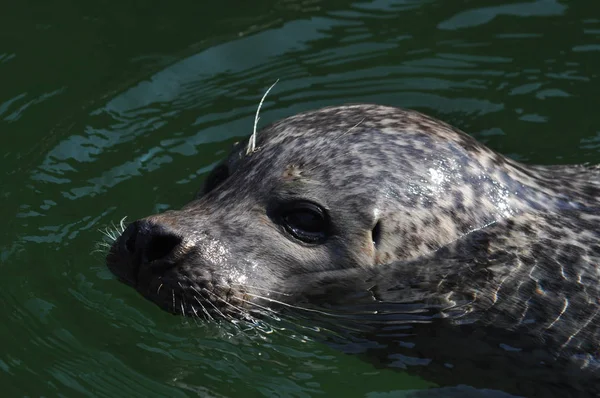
[1,0,600,396]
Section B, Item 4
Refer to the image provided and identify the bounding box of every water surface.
[2,0,600,396]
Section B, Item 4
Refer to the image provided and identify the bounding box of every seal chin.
[137,273,260,321]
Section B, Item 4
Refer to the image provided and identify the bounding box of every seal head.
[106,104,598,318]
[106,104,600,396]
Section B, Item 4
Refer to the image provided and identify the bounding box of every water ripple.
[2,0,600,396]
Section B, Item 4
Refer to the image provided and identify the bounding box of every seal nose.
[120,219,183,267]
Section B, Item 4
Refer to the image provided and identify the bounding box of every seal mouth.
[137,273,265,321]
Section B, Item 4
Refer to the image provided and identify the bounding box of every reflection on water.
[437,0,566,30]
[1,0,600,396]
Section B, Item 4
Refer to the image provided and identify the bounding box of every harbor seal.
[106,104,600,397]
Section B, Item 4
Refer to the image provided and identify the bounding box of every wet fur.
[106,104,600,397]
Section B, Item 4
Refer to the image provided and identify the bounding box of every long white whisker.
[228,283,291,297]
[238,297,279,315]
[213,296,259,327]
[178,282,187,317]
[246,292,340,317]
[181,276,215,321]
[199,288,235,321]
[341,118,365,137]
[208,291,249,316]
[91,242,111,255]
[247,79,279,155]
[110,220,119,234]
[193,296,214,321]
[188,305,203,327]
[119,216,128,233]
[99,227,116,241]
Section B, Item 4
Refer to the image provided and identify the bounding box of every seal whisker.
[247,79,279,155]
[200,287,244,322]
[98,217,129,253]
[109,220,121,237]
[244,292,342,318]
[172,289,176,314]
[178,282,188,317]
[99,227,117,242]
[197,288,230,321]
[95,241,112,249]
[229,283,292,297]
[192,296,214,321]
[204,283,283,315]
[118,216,128,233]
[181,276,215,321]
[187,305,203,328]
[236,298,291,325]
[211,294,258,324]
[340,118,365,137]
[210,283,300,323]
[236,296,278,314]
[91,241,112,255]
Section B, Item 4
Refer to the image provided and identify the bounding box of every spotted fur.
[107,104,600,397]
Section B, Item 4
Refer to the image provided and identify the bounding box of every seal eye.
[280,202,329,244]
[204,164,229,194]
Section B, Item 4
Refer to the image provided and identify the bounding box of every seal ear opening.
[372,221,382,248]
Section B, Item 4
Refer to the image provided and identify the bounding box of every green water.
[2,0,599,396]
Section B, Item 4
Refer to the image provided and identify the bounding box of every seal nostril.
[119,220,183,266]
[110,220,182,286]
[144,234,182,263]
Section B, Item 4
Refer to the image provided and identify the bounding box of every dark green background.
[1,0,599,396]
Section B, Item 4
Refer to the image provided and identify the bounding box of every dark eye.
[280,202,329,244]
[203,164,229,194]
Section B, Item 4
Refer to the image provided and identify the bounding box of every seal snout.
[108,219,184,286]
[125,220,183,264]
